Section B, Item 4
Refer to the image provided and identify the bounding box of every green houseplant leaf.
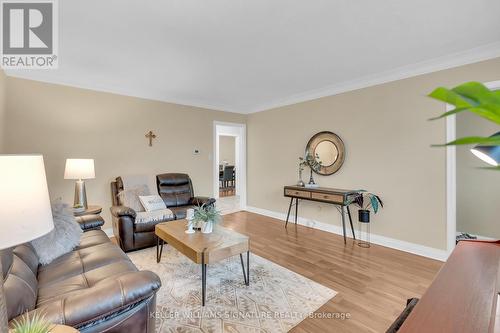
[347,192,383,214]
[432,136,500,147]
[428,81,500,170]
[369,195,379,214]
[12,312,52,333]
[429,82,500,126]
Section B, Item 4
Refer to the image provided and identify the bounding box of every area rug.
[128,246,337,332]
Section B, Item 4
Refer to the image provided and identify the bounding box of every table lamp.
[0,155,54,332]
[470,132,500,167]
[64,159,95,210]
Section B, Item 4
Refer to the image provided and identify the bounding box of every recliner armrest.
[189,196,216,206]
[110,205,137,218]
[10,271,161,329]
[76,214,105,231]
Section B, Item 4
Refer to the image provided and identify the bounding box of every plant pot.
[358,210,370,223]
[201,221,214,234]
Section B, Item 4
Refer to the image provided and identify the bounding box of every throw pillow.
[139,195,167,211]
[117,184,150,212]
[31,200,83,265]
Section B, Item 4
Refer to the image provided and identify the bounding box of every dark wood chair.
[220,166,235,194]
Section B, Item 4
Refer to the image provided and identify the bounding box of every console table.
[284,185,360,244]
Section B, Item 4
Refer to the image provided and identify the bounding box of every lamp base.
[74,180,88,210]
[0,258,8,332]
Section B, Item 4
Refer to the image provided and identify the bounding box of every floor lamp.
[0,155,54,331]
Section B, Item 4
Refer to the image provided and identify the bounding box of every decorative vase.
[201,221,214,234]
[297,169,305,187]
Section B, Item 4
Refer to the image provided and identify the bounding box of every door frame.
[446,80,500,255]
[213,121,247,208]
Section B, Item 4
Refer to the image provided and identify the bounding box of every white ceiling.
[6,0,500,113]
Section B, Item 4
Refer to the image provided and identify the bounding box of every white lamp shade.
[0,155,54,250]
[64,159,95,180]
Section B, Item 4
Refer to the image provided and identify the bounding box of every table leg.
[201,252,207,306]
[246,251,250,285]
[341,206,347,244]
[156,236,164,263]
[285,197,294,228]
[240,253,248,285]
[294,198,299,225]
[347,206,356,240]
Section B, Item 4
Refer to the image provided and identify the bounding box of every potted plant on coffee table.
[347,191,383,247]
[11,312,52,333]
[193,204,222,234]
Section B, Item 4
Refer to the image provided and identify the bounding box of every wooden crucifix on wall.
[145,130,157,147]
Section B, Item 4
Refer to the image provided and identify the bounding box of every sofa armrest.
[75,214,104,231]
[110,205,137,218]
[11,271,161,329]
[189,196,215,206]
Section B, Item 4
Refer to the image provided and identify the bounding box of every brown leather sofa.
[110,173,215,252]
[2,215,161,333]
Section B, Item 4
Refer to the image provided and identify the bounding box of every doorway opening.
[446,80,500,256]
[213,121,246,215]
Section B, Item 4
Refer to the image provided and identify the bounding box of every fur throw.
[31,200,83,265]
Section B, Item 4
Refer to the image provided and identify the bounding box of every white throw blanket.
[135,208,174,224]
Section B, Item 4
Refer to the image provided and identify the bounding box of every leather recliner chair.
[110,173,215,252]
[156,173,215,219]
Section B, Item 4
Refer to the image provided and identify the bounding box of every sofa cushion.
[37,240,131,287]
[77,229,113,249]
[12,244,39,276]
[37,238,137,306]
[2,246,39,320]
[26,271,160,330]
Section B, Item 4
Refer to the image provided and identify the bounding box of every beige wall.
[0,70,6,153]
[456,112,500,238]
[3,58,500,251]
[219,135,235,165]
[247,57,500,250]
[4,77,246,228]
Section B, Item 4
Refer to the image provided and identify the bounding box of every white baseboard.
[245,206,448,262]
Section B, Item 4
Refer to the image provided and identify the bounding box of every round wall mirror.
[305,131,345,175]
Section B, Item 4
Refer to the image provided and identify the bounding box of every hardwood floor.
[218,211,442,333]
[219,189,236,197]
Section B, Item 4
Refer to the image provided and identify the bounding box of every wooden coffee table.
[155,220,250,306]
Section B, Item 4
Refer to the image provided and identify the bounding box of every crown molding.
[5,42,500,115]
[248,41,500,113]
